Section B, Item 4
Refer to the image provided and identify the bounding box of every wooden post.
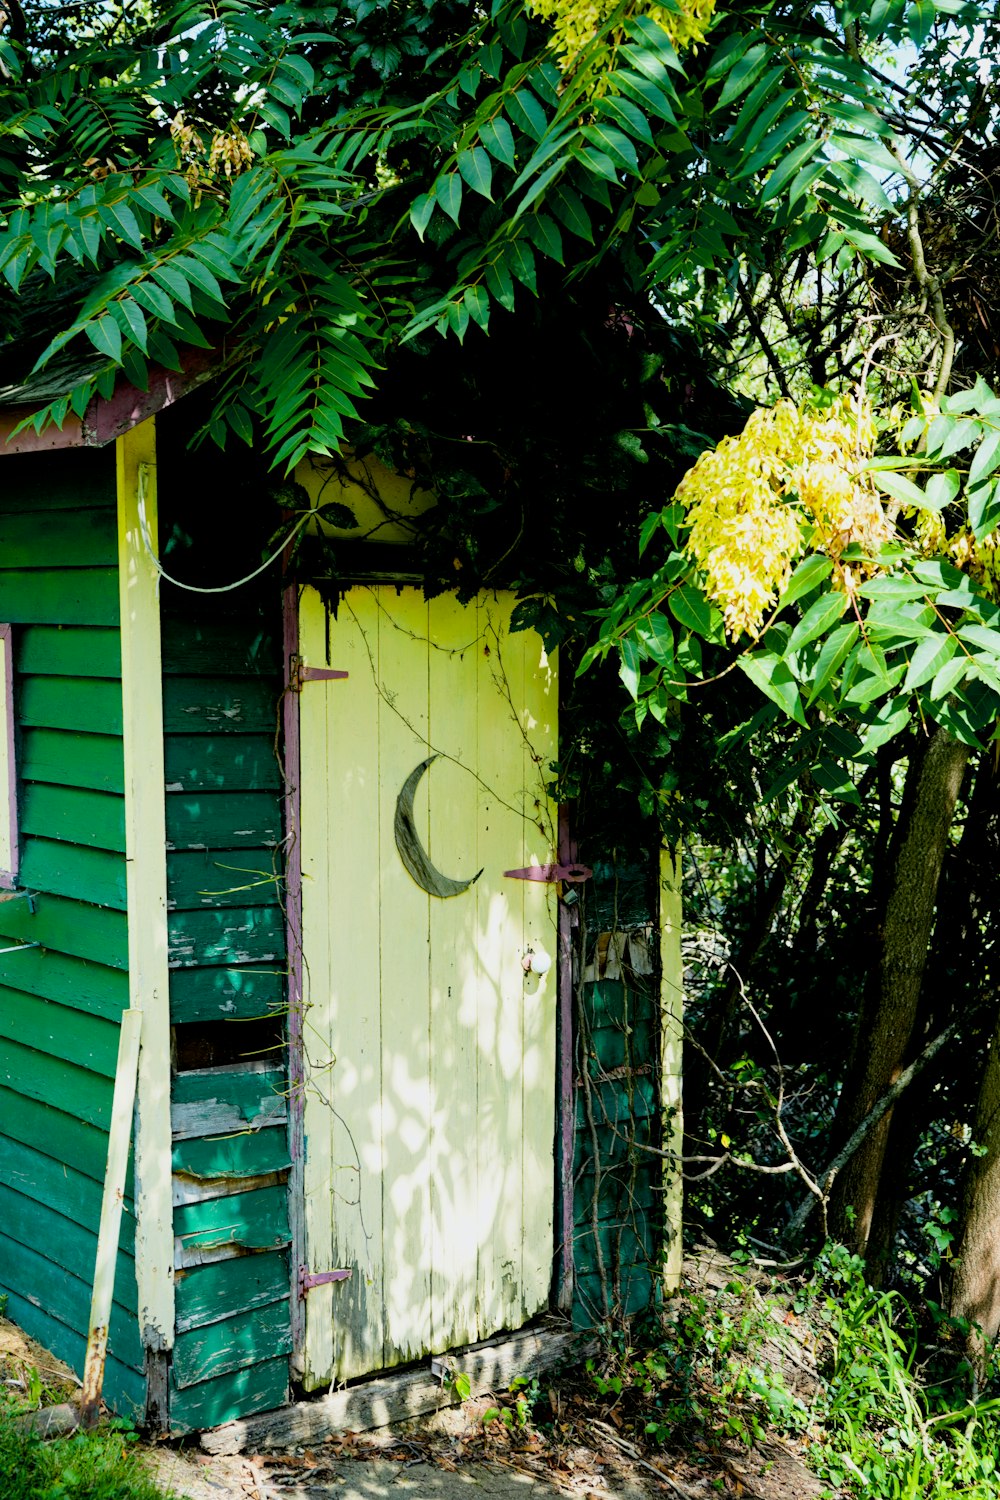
[81,1008,142,1427]
[117,423,174,1421]
[660,843,683,1293]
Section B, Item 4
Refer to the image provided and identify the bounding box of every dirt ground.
[1,1251,830,1500]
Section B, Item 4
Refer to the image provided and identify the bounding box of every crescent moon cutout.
[394,755,483,899]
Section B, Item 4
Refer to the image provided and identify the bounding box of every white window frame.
[0,625,18,888]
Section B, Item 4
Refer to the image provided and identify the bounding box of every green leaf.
[410,192,435,239]
[904,632,956,691]
[668,583,719,639]
[924,469,961,511]
[929,655,968,701]
[738,652,808,726]
[969,479,1000,540]
[806,622,860,704]
[760,137,821,205]
[507,90,547,141]
[779,554,832,608]
[99,199,144,250]
[480,117,515,168]
[580,123,639,174]
[619,636,641,700]
[595,95,654,146]
[787,590,848,652]
[463,284,490,328]
[969,429,1000,491]
[86,314,122,363]
[870,470,936,511]
[436,172,463,225]
[115,296,148,353]
[506,239,536,293]
[457,146,493,199]
[526,212,563,262]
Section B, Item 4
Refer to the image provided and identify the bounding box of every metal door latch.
[289,655,349,692]
[298,1264,353,1298]
[504,863,592,883]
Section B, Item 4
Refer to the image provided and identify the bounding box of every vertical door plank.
[475,595,526,1334]
[301,589,386,1384]
[518,628,560,1323]
[426,593,481,1350]
[373,589,433,1367]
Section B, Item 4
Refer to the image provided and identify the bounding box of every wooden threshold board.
[200,1321,596,1455]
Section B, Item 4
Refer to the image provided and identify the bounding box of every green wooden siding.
[163,601,291,1431]
[0,448,144,1416]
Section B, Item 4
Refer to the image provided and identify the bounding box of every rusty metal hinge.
[298,1264,353,1298]
[504,863,592,883]
[290,655,349,692]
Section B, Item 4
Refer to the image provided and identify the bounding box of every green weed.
[0,1406,173,1500]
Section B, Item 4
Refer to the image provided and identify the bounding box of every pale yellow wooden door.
[298,585,558,1387]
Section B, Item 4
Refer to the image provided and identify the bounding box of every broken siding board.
[169,966,286,1025]
[0,1087,130,1190]
[168,906,286,968]
[1,1039,113,1128]
[165,792,281,851]
[168,1355,289,1435]
[0,510,118,568]
[167,850,282,911]
[172,1100,286,1143]
[161,622,281,679]
[173,1298,292,1388]
[0,1135,134,1251]
[16,626,122,679]
[0,569,120,626]
[165,735,281,793]
[19,676,124,735]
[0,988,123,1076]
[21,729,125,794]
[173,1185,290,1255]
[1,1289,146,1417]
[0,948,127,1021]
[19,837,128,909]
[172,1131,291,1182]
[175,1253,290,1334]
[0,892,128,968]
[21,782,126,852]
[162,677,277,735]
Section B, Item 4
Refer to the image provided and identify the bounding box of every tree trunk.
[830,727,970,1256]
[949,1013,1000,1367]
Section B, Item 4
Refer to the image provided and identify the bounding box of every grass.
[0,1406,174,1500]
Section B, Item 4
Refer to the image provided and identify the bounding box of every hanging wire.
[136,463,312,595]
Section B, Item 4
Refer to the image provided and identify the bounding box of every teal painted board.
[168,906,286,968]
[0,1086,130,1190]
[0,1135,134,1251]
[21,782,126,853]
[161,621,281,679]
[172,1064,287,1116]
[173,1298,292,1388]
[175,1253,290,1335]
[19,675,123,735]
[21,728,125,793]
[19,837,128,910]
[0,1038,112,1128]
[575,1074,656,1129]
[0,569,119,625]
[0,452,114,514]
[165,735,281,793]
[0,510,117,568]
[165,791,281,851]
[169,966,287,1025]
[168,850,282,912]
[589,1020,656,1074]
[162,676,277,734]
[0,891,128,967]
[173,1185,290,1254]
[0,1183,136,1310]
[168,1355,288,1434]
[0,1230,142,1366]
[173,1131,291,1182]
[1,1290,145,1417]
[0,987,121,1077]
[17,627,122,679]
[0,946,127,1021]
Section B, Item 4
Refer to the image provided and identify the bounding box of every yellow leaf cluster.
[677,396,892,640]
[526,0,716,74]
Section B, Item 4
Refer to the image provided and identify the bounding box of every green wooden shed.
[0,364,684,1434]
